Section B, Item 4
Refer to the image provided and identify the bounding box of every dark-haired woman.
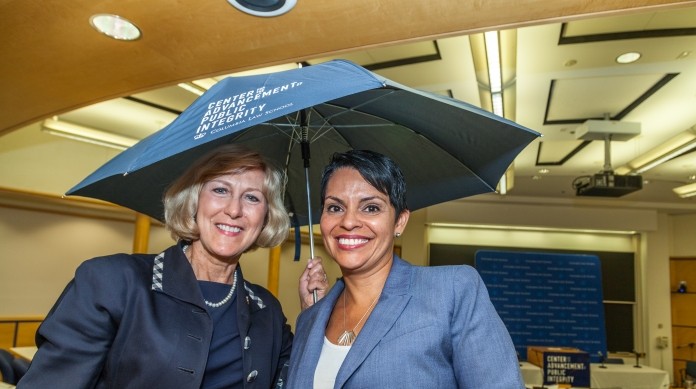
[287,149,523,388]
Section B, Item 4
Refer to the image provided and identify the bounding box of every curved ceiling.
[2,0,694,135]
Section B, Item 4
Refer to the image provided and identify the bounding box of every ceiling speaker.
[227,0,297,17]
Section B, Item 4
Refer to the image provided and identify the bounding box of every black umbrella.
[68,59,540,261]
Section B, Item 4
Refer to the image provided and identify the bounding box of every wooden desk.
[9,346,37,361]
[0,316,42,349]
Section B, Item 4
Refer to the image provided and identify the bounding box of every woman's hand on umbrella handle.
[299,257,329,310]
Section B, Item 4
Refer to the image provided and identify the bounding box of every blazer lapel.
[236,266,252,336]
[157,243,206,308]
[292,282,344,387]
[335,257,413,387]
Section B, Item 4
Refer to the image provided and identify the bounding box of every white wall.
[671,214,696,256]
[0,206,140,315]
[642,213,673,372]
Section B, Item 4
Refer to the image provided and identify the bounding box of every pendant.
[337,330,356,346]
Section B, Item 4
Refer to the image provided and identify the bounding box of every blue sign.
[542,351,590,387]
[475,250,607,362]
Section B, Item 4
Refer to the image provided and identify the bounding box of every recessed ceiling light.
[89,14,141,41]
[616,52,641,64]
[677,51,692,60]
[538,168,550,174]
[227,0,297,17]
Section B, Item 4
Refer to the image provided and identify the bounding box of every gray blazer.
[287,256,524,388]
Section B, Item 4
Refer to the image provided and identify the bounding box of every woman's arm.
[451,266,525,388]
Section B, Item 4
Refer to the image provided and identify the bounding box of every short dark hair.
[320,149,408,220]
[163,144,289,250]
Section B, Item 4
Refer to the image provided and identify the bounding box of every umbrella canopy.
[67,60,540,228]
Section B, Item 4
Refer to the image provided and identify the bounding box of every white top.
[313,336,351,389]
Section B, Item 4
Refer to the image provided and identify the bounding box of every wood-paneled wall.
[671,258,696,386]
[0,316,42,349]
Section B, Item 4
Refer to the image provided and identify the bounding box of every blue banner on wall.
[475,250,607,361]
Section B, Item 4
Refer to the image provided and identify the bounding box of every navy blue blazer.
[18,243,292,389]
[287,256,524,388]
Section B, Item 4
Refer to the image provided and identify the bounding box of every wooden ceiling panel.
[3,0,695,136]
[563,6,696,36]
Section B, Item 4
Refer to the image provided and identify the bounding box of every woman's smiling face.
[320,167,408,274]
[195,169,268,261]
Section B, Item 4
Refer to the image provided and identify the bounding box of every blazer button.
[246,370,258,382]
[244,336,251,350]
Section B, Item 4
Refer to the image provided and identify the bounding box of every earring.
[395,232,401,237]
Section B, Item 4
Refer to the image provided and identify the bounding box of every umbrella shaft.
[304,164,318,305]
[305,166,315,259]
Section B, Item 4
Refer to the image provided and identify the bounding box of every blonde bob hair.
[163,143,290,251]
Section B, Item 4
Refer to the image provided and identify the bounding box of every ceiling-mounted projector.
[572,119,642,197]
[573,172,643,197]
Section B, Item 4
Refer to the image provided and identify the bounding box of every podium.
[527,346,590,388]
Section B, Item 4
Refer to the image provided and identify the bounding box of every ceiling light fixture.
[178,82,206,96]
[482,30,514,195]
[227,0,297,17]
[496,165,515,195]
[615,125,696,174]
[187,63,303,91]
[673,182,696,198]
[42,117,138,150]
[616,52,641,64]
[676,51,692,60]
[89,14,141,41]
[483,31,504,117]
[428,223,637,235]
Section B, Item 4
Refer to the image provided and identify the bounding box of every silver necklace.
[337,292,379,346]
[183,245,238,308]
